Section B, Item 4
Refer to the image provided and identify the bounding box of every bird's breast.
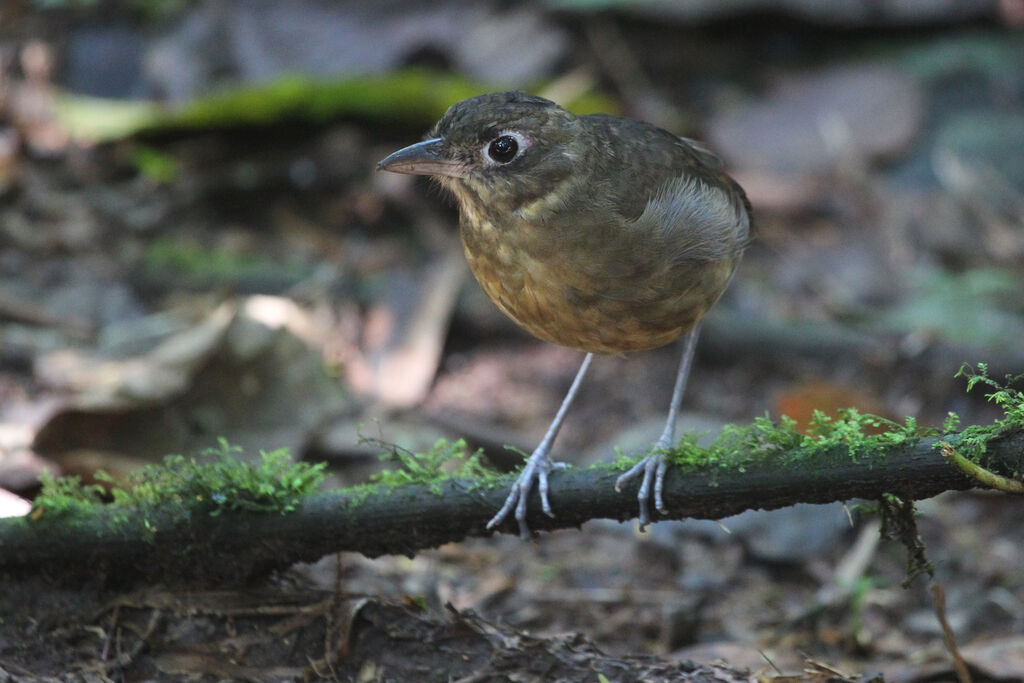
[458,208,739,354]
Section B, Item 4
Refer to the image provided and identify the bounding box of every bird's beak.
[376,138,467,178]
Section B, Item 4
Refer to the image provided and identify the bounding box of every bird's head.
[377,92,580,215]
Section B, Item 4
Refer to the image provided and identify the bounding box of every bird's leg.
[615,324,701,530]
[487,353,594,539]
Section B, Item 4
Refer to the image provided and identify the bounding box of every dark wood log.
[1,429,1021,585]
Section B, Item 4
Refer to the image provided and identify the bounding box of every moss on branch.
[2,365,1022,586]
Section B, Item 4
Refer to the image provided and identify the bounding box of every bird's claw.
[615,451,669,531]
[487,452,565,539]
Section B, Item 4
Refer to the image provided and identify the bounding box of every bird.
[377,91,751,538]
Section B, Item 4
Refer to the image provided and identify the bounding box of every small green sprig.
[369,438,492,494]
[950,363,1024,460]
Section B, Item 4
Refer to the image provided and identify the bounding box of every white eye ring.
[482,131,531,165]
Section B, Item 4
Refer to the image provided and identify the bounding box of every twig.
[930,581,973,683]
[939,441,1024,493]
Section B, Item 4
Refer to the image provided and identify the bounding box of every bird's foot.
[486,447,567,539]
[614,446,670,531]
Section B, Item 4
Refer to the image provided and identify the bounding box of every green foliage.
[33,439,325,519]
[805,409,921,457]
[956,363,1024,424]
[949,363,1024,461]
[132,145,179,184]
[845,574,880,640]
[635,362,1022,478]
[369,439,492,494]
[878,266,1024,348]
[641,408,923,476]
[56,94,157,142]
[32,470,106,517]
[165,71,616,132]
[57,70,617,142]
[115,439,326,514]
[405,595,429,611]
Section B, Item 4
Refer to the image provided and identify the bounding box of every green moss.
[616,408,925,477]
[28,363,1024,529]
[31,470,106,518]
[158,70,616,132]
[947,363,1024,462]
[58,70,617,142]
[32,439,325,520]
[614,363,1021,479]
[368,438,493,495]
[335,438,494,510]
[337,482,380,511]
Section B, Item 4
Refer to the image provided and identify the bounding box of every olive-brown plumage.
[378,91,752,537]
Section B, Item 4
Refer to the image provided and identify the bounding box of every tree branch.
[2,429,1022,585]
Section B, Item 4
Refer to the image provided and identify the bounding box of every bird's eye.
[484,133,525,164]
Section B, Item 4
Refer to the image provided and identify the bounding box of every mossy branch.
[1,363,1020,586]
[1,423,1021,586]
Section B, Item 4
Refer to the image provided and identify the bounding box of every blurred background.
[0,0,1022,678]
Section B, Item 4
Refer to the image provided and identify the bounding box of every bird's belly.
[464,237,730,354]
